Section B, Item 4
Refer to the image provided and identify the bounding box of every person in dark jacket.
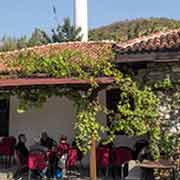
[40,131,56,149]
[16,134,29,164]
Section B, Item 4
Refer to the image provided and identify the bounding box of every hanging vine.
[107,78,160,160]
[0,48,161,158]
[151,77,180,160]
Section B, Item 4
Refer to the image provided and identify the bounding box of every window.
[106,89,121,113]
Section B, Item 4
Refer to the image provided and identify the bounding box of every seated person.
[72,140,83,161]
[113,133,149,157]
[30,137,48,152]
[56,135,70,158]
[16,134,29,165]
[137,141,153,162]
[40,131,56,149]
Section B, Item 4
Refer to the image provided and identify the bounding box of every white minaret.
[74,0,88,42]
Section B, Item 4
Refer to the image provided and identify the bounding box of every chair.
[66,148,78,168]
[66,148,80,176]
[111,147,133,179]
[123,160,145,180]
[0,136,16,168]
[96,147,110,177]
[28,150,47,180]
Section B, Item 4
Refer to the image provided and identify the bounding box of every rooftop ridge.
[0,41,114,56]
[117,28,180,48]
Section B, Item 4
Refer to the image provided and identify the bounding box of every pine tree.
[17,36,28,49]
[28,28,51,47]
[52,18,82,42]
[0,36,17,51]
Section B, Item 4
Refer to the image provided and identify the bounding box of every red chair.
[66,148,78,168]
[28,151,47,180]
[65,148,80,176]
[111,147,133,178]
[111,147,133,166]
[96,147,110,176]
[28,151,47,170]
[0,136,16,168]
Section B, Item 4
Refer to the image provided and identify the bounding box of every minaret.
[74,0,88,42]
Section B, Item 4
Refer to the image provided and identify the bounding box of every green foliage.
[0,36,18,51]
[71,92,107,152]
[17,36,28,49]
[89,18,180,42]
[152,79,180,160]
[0,18,81,52]
[7,48,114,80]
[1,17,180,52]
[28,28,51,47]
[153,76,173,90]
[2,48,160,157]
[109,79,160,160]
[0,29,51,52]
[52,18,82,42]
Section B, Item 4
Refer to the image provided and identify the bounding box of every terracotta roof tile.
[114,29,180,54]
[0,41,113,73]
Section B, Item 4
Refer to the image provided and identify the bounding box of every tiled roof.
[113,29,180,54]
[0,41,113,73]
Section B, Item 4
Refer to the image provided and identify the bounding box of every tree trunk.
[90,135,97,180]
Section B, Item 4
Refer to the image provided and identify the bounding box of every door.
[0,99,9,136]
[106,89,121,129]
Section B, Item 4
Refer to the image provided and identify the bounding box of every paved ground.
[0,167,15,180]
[0,167,114,180]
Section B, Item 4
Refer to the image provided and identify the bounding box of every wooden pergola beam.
[0,77,114,88]
[0,77,113,180]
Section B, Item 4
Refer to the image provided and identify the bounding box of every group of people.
[15,132,77,178]
[15,132,151,179]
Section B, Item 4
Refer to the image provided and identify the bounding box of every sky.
[0,0,180,38]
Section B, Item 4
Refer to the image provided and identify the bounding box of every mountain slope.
[89,18,180,42]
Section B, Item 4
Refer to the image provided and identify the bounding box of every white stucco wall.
[9,90,107,147]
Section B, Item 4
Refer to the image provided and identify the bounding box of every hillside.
[1,18,180,52]
[89,18,180,42]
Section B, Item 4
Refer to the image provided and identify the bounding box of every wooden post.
[90,135,97,180]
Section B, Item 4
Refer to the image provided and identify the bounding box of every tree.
[0,36,17,51]
[52,18,82,42]
[17,36,28,49]
[28,28,51,47]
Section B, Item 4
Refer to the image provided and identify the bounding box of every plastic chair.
[0,136,16,168]
[96,147,110,176]
[28,150,47,180]
[111,147,133,179]
[66,148,78,168]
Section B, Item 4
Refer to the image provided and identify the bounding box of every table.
[138,160,176,180]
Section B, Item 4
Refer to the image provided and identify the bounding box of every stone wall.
[134,62,180,84]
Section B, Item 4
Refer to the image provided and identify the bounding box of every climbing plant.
[152,77,180,160]
[107,78,160,160]
[0,48,161,158]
